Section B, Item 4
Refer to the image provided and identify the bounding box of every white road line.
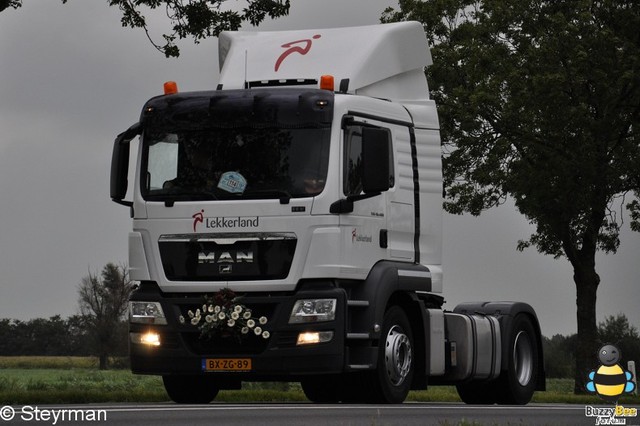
[26,403,590,414]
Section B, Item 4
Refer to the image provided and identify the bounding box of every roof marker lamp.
[320,75,334,91]
[129,301,167,325]
[164,81,179,95]
[289,299,336,324]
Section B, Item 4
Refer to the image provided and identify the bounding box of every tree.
[78,263,134,369]
[0,316,90,356]
[61,0,289,57]
[598,313,640,366]
[65,314,92,356]
[543,333,577,378]
[0,0,20,13]
[383,1,640,393]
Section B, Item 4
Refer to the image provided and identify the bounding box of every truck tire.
[366,306,414,403]
[495,314,539,405]
[455,381,497,404]
[301,375,343,403]
[163,375,219,404]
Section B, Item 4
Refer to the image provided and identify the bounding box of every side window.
[147,136,178,191]
[343,125,394,196]
[344,127,363,196]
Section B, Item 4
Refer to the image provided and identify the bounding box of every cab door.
[337,122,392,276]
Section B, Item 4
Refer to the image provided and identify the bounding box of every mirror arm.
[329,192,381,214]
[112,198,134,218]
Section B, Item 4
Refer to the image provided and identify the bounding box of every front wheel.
[301,375,343,403]
[365,306,415,403]
[495,314,539,405]
[163,375,219,404]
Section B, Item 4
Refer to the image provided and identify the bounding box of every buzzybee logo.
[586,344,636,403]
[585,405,638,425]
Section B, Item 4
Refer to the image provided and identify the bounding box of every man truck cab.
[111,21,544,404]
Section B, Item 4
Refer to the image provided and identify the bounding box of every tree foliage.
[78,263,134,369]
[61,0,289,57]
[3,1,289,56]
[0,315,89,356]
[598,313,640,366]
[543,333,577,378]
[0,0,20,13]
[543,314,640,379]
[0,315,129,358]
[383,0,640,393]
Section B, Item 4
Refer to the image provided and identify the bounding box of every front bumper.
[129,282,347,379]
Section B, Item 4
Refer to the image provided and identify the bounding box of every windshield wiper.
[241,189,291,204]
[146,190,219,207]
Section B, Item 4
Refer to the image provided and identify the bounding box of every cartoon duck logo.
[586,344,636,403]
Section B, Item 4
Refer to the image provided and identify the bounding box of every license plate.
[202,358,252,372]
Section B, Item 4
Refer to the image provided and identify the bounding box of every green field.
[1,357,638,405]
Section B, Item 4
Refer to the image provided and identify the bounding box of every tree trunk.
[572,261,600,394]
[99,354,108,370]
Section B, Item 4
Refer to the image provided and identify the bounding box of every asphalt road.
[5,403,639,426]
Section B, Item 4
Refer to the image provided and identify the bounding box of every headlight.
[297,331,334,346]
[129,301,167,325]
[289,299,336,324]
[130,331,161,347]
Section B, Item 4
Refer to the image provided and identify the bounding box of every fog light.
[131,331,161,347]
[289,299,336,323]
[129,301,167,325]
[296,331,334,346]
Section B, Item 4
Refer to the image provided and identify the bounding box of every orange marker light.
[164,81,178,95]
[320,75,334,91]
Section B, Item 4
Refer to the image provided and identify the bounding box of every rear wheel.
[456,381,497,404]
[495,314,539,405]
[365,306,414,403]
[163,375,219,404]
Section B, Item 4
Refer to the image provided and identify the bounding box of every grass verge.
[1,358,639,405]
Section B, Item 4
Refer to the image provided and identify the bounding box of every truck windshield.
[141,126,330,202]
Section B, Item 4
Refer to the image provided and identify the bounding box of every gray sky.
[0,0,638,337]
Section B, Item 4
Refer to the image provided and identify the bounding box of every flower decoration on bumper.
[178,288,269,340]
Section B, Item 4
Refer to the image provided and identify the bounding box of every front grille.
[175,298,278,356]
[183,332,270,355]
[275,331,298,348]
[176,302,275,324]
[159,234,297,281]
[157,332,180,349]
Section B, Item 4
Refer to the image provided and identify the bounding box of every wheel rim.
[513,330,533,386]
[384,325,412,386]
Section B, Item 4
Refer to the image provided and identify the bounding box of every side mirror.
[330,125,391,215]
[361,127,390,193]
[110,122,141,208]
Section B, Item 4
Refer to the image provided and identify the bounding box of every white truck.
[110,21,545,404]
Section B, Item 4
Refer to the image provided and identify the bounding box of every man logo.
[198,250,254,264]
[219,265,232,274]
